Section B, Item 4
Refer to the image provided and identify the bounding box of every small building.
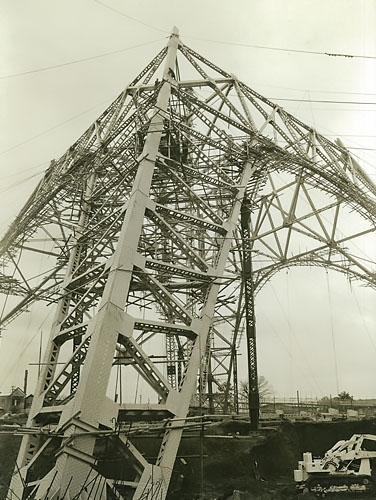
[25,394,33,409]
[0,387,26,413]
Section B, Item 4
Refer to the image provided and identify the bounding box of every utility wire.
[94,0,170,34]
[260,302,323,396]
[278,139,376,152]
[296,112,376,170]
[346,147,376,151]
[190,36,376,60]
[0,171,45,195]
[0,308,54,391]
[1,41,373,167]
[0,161,49,181]
[351,285,376,354]
[197,87,376,107]
[246,81,376,97]
[94,0,376,60]
[0,96,112,156]
[325,134,376,138]
[269,281,324,395]
[325,272,340,395]
[0,38,164,80]
[271,97,376,105]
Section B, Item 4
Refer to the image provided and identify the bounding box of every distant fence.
[191,393,376,415]
[238,396,376,415]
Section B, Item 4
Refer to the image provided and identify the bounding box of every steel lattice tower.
[1,28,376,499]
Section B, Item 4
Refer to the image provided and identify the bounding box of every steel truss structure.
[1,28,375,499]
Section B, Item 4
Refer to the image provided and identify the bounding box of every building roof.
[0,387,26,397]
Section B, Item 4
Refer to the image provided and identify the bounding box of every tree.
[335,391,353,401]
[240,376,274,401]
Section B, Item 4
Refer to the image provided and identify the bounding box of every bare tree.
[240,376,274,401]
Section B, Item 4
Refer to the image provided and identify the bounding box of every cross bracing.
[0,27,375,499]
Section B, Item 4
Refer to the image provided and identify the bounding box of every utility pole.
[241,196,259,430]
[297,390,300,414]
[23,370,28,410]
[38,331,42,378]
[23,370,28,395]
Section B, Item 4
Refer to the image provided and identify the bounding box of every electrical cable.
[196,86,376,106]
[326,134,376,138]
[277,139,376,152]
[351,284,376,355]
[0,307,54,390]
[93,1,376,60]
[94,0,170,34]
[187,35,376,60]
[269,168,375,276]
[346,147,376,151]
[0,171,45,195]
[271,97,376,105]
[268,280,324,395]
[292,110,376,170]
[0,38,165,80]
[2,49,374,164]
[0,246,22,325]
[0,96,113,156]
[244,80,376,97]
[260,303,323,396]
[248,85,376,169]
[0,161,49,181]
[325,272,340,395]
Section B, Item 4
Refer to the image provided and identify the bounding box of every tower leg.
[241,197,260,430]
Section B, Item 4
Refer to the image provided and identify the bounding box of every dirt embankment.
[165,418,376,499]
[2,418,376,499]
[0,434,22,499]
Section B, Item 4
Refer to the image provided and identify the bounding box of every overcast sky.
[0,0,375,401]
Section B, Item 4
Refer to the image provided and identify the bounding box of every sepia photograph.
[0,1,375,498]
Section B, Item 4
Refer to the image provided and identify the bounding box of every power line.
[190,36,376,60]
[0,161,49,181]
[0,38,164,80]
[346,150,376,170]
[347,147,376,151]
[0,171,45,195]
[248,81,376,97]
[93,0,376,61]
[325,134,376,138]
[2,92,374,164]
[0,97,112,156]
[266,281,324,395]
[351,285,376,355]
[279,139,376,152]
[296,111,376,170]
[271,97,376,105]
[94,0,170,34]
[325,273,340,395]
[197,87,376,107]
[0,308,54,391]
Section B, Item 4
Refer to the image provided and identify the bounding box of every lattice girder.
[1,28,375,500]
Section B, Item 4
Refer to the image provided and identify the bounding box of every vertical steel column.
[53,28,180,498]
[8,172,98,499]
[9,28,180,500]
[241,196,259,430]
[232,346,239,414]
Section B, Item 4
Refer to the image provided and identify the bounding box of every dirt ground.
[2,417,376,499]
[0,416,24,499]
[164,418,376,499]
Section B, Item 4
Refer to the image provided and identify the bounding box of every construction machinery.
[294,434,376,495]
